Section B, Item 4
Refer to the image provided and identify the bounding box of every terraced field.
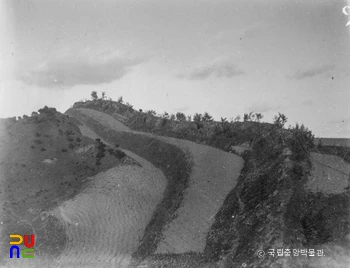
[68,108,244,256]
[3,107,244,267]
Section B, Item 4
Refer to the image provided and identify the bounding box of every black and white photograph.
[0,0,349,267]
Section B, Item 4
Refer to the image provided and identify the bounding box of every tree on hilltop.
[255,113,263,122]
[202,112,213,122]
[176,112,186,122]
[91,91,98,100]
[146,110,156,116]
[162,112,169,119]
[193,113,203,129]
[243,113,249,122]
[193,113,202,123]
[273,112,288,128]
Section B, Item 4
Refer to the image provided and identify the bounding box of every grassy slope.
[65,108,194,265]
[0,109,130,263]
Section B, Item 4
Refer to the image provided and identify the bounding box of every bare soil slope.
[67,108,244,255]
[51,163,166,268]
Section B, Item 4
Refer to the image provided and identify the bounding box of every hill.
[71,98,350,268]
[1,98,349,268]
[0,106,138,265]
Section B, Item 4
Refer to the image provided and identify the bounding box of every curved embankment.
[66,108,244,261]
[3,121,167,268]
[50,120,166,268]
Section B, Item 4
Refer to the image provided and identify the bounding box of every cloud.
[209,23,268,46]
[174,104,190,113]
[18,48,145,88]
[179,57,244,80]
[302,100,313,106]
[327,118,350,125]
[290,65,334,80]
[247,102,281,113]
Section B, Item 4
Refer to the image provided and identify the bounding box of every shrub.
[97,141,106,152]
[287,123,314,162]
[113,149,126,159]
[65,130,74,136]
[273,112,288,128]
[30,145,35,149]
[292,163,304,178]
[68,143,75,149]
[115,143,120,148]
[61,148,67,152]
[38,106,57,117]
[125,102,134,111]
[40,147,46,151]
[96,151,105,159]
[76,137,81,142]
[146,110,157,116]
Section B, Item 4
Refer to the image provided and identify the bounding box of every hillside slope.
[66,108,244,263]
[0,107,145,267]
[70,100,349,268]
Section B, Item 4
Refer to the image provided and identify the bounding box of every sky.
[0,0,349,138]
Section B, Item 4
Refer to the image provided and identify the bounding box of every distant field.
[315,138,350,148]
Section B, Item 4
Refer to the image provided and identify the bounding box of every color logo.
[9,234,35,259]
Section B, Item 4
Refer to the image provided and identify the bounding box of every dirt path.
[71,108,244,254]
